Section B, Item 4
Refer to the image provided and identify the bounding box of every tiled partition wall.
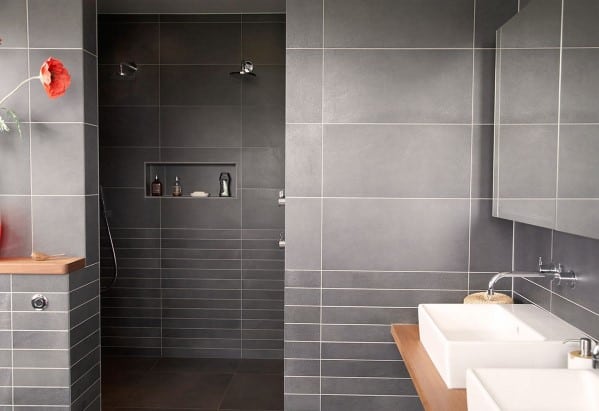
[98,14,285,358]
[0,1,100,410]
[284,1,520,410]
[0,266,99,411]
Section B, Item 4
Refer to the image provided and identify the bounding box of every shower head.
[230,60,256,77]
[112,62,138,80]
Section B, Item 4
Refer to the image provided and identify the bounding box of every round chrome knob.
[31,294,48,311]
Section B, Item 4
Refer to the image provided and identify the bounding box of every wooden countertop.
[0,257,85,274]
[391,324,467,411]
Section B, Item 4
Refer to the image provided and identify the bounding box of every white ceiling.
[97,0,285,14]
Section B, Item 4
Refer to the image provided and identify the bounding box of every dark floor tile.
[103,357,159,374]
[236,359,283,374]
[219,374,283,411]
[152,358,240,374]
[131,372,232,409]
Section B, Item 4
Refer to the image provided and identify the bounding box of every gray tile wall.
[0,1,100,409]
[98,13,285,359]
[285,1,519,410]
[512,0,599,342]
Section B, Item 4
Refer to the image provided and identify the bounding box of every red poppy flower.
[39,57,71,99]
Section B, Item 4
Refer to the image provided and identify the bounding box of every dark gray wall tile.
[472,125,494,199]
[99,22,159,64]
[475,0,519,48]
[469,200,513,272]
[243,105,285,148]
[32,196,86,257]
[497,49,560,124]
[161,106,241,148]
[28,0,83,48]
[99,107,159,147]
[498,0,562,48]
[285,124,322,197]
[563,0,599,47]
[0,0,28,47]
[99,64,159,106]
[558,125,599,198]
[324,0,474,48]
[31,123,87,195]
[161,65,241,105]
[322,199,469,271]
[160,22,241,64]
[561,49,599,124]
[243,22,285,65]
[286,0,323,48]
[286,50,322,123]
[323,125,471,197]
[323,50,473,123]
[285,199,321,271]
[0,125,30,195]
[0,197,32,258]
[242,147,285,188]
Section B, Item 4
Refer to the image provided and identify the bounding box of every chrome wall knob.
[31,294,48,311]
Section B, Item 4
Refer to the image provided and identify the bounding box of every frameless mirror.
[493,0,599,239]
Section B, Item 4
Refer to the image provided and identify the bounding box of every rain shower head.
[111,62,138,80]
[230,60,256,77]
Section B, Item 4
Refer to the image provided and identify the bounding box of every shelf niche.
[145,162,237,198]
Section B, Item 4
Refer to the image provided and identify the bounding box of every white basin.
[418,304,584,388]
[467,368,599,411]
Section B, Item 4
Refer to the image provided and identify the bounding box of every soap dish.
[190,191,210,198]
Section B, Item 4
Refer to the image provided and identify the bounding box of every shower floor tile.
[102,357,283,411]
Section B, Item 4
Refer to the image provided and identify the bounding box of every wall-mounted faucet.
[486,257,577,297]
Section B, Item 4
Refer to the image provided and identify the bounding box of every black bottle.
[151,175,162,196]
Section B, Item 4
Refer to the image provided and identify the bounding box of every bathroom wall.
[512,0,599,341]
[284,1,519,410]
[0,1,100,409]
[98,13,285,359]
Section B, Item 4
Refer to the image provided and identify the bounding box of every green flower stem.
[0,75,40,106]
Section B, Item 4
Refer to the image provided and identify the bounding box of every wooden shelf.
[391,324,467,411]
[0,257,85,275]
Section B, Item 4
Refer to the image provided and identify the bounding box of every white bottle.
[564,337,594,369]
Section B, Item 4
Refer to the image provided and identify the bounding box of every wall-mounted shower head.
[112,62,138,80]
[230,60,256,77]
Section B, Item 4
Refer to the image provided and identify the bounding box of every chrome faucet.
[486,257,577,297]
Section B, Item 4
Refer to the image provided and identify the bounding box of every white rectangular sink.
[467,368,599,411]
[418,304,584,388]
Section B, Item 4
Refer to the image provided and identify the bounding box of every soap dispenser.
[219,172,231,197]
[564,337,594,369]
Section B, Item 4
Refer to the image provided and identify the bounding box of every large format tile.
[322,199,470,271]
[562,0,599,47]
[243,22,285,65]
[28,0,83,48]
[475,0,519,48]
[496,125,558,198]
[286,0,323,48]
[0,0,27,47]
[558,125,599,198]
[323,124,471,198]
[0,196,31,258]
[0,49,29,117]
[161,65,241,106]
[285,124,322,197]
[286,50,322,124]
[285,198,321,271]
[497,49,560,124]
[31,123,86,195]
[32,196,86,257]
[469,200,513,272]
[324,0,474,48]
[498,0,562,48]
[160,22,241,64]
[560,49,599,124]
[0,124,30,195]
[220,373,283,410]
[323,50,472,124]
[99,107,159,147]
[99,22,159,64]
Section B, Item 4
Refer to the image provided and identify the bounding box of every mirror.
[493,0,599,239]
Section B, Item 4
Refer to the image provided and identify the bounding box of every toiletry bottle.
[172,176,182,197]
[151,175,162,196]
[564,337,594,369]
[219,172,231,197]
